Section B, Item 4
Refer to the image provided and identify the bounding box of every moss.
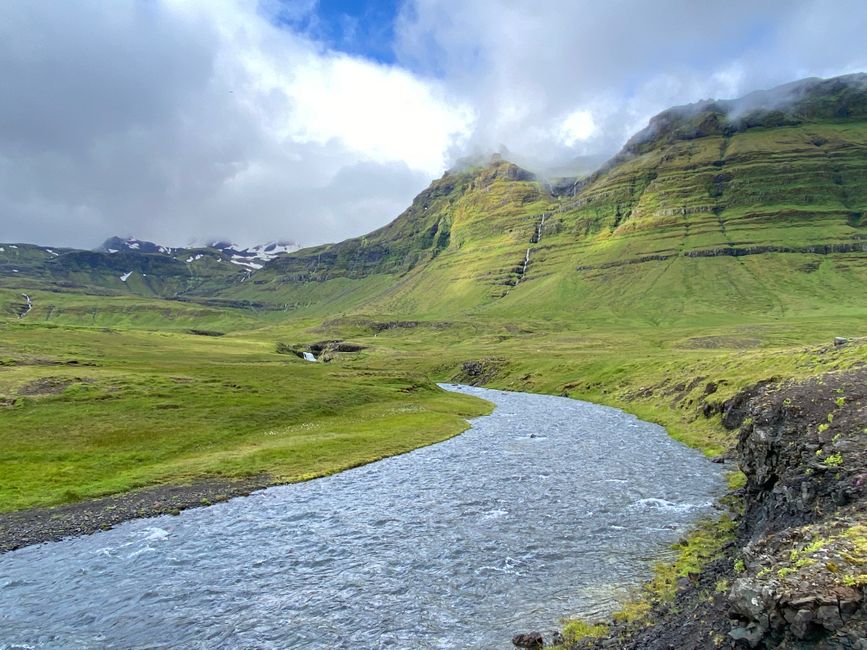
[727,471,747,490]
[562,620,608,643]
[602,515,737,627]
[823,453,844,467]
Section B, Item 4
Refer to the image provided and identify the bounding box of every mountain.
[3,75,866,647]
[3,73,866,324]
[217,73,867,323]
[0,236,303,306]
[97,237,177,255]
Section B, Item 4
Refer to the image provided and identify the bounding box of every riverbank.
[0,474,275,553]
[0,385,723,649]
[557,367,867,649]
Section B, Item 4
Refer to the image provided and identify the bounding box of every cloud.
[0,0,470,248]
[395,0,867,167]
[1,0,866,248]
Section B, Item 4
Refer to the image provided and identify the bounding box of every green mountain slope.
[3,74,866,329]
[214,74,867,326]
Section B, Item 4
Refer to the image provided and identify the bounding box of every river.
[0,385,725,649]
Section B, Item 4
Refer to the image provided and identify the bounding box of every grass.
[0,116,865,523]
[2,262,866,513]
[0,322,491,512]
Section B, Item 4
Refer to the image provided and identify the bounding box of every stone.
[815,603,844,630]
[545,630,565,646]
[729,623,765,648]
[783,608,815,639]
[512,632,544,648]
[834,337,849,346]
[729,578,777,621]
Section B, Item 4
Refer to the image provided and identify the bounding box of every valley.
[1,74,866,648]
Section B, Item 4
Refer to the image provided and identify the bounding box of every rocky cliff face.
[726,369,867,648]
[568,367,867,649]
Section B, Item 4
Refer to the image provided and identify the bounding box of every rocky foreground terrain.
[558,367,867,649]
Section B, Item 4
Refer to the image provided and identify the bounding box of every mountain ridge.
[3,73,866,325]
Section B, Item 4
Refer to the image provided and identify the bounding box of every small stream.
[0,385,725,649]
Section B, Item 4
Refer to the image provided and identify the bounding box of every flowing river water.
[0,385,725,649]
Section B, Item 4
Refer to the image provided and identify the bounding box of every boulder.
[729,623,765,648]
[512,631,543,648]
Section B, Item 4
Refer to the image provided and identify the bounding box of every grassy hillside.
[0,321,490,511]
[1,73,866,515]
[205,76,867,326]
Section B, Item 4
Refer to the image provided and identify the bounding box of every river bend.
[0,385,725,649]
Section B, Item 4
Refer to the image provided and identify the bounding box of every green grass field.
[3,287,864,514]
[1,107,865,515]
[0,320,491,512]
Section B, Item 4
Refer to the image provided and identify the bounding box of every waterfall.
[302,352,317,362]
[18,293,32,319]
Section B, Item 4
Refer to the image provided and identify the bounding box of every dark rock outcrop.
[567,368,867,649]
[512,631,544,648]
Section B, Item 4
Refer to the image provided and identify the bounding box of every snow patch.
[120,271,133,282]
[185,254,204,263]
[230,257,263,271]
[45,249,59,256]
[241,241,301,262]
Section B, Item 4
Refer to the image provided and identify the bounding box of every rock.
[815,603,845,630]
[729,578,778,622]
[729,623,765,648]
[512,631,544,648]
[545,630,565,646]
[710,455,726,464]
[834,337,849,346]
[782,607,815,639]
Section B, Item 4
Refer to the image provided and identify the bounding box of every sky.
[1,0,866,249]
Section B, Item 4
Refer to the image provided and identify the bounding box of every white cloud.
[395,0,867,168]
[1,0,866,248]
[559,110,596,146]
[0,0,472,248]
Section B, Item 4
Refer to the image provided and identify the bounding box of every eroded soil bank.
[0,475,273,553]
[565,368,867,650]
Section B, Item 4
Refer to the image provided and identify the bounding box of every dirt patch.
[0,475,274,554]
[187,329,225,337]
[452,358,507,386]
[676,335,763,350]
[17,377,76,396]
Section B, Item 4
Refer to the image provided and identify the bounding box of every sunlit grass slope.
[0,323,490,512]
[1,75,866,514]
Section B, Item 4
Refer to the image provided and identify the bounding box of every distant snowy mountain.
[97,237,177,255]
[96,237,302,271]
